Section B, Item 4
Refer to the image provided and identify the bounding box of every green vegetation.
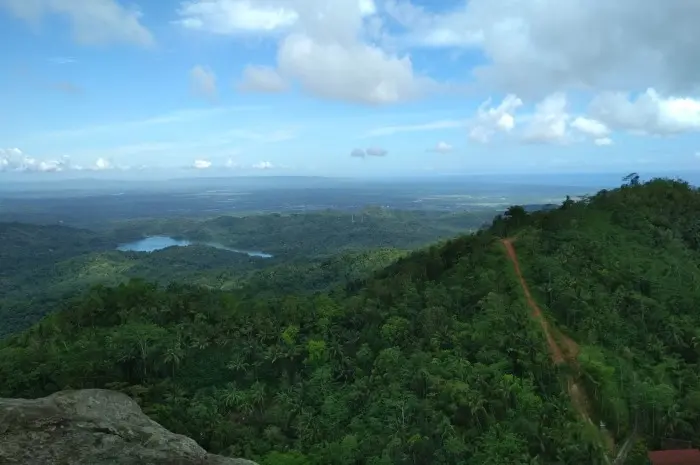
[0,209,492,337]
[2,179,699,464]
[107,208,495,258]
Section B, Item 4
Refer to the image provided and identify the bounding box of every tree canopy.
[1,178,699,464]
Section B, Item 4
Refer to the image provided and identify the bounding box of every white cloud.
[0,148,71,172]
[72,158,125,171]
[350,148,366,158]
[366,119,463,137]
[468,94,522,143]
[589,88,700,135]
[92,157,113,170]
[193,159,212,169]
[252,161,274,169]
[570,116,614,146]
[1,0,154,47]
[358,0,377,17]
[571,116,610,138]
[276,33,429,104]
[384,0,700,98]
[190,65,217,101]
[176,0,298,35]
[521,93,570,144]
[383,0,484,48]
[178,0,433,104]
[428,141,453,153]
[0,148,127,172]
[238,65,289,93]
[176,0,699,113]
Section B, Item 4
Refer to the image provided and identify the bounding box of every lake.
[117,236,273,258]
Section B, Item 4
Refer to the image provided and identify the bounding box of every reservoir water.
[117,236,273,258]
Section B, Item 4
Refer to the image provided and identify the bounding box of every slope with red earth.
[501,238,564,364]
[500,238,594,425]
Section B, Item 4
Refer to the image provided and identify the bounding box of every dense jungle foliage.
[0,209,490,337]
[1,179,699,464]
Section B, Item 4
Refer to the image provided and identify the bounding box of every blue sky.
[1,0,699,178]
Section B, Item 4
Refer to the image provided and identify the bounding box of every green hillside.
[0,209,489,337]
[108,208,496,258]
[1,179,699,464]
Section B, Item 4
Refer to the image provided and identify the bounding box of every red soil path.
[501,238,565,364]
[500,238,598,431]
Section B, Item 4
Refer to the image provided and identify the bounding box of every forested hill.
[0,208,493,338]
[1,178,699,464]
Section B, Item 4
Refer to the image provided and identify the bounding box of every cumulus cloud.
[570,116,610,138]
[0,149,125,173]
[589,88,700,135]
[468,94,522,143]
[383,0,484,48]
[0,148,72,172]
[92,157,113,170]
[428,142,453,153]
[71,157,124,171]
[237,65,289,93]
[464,92,629,146]
[276,33,430,104]
[350,147,388,158]
[464,92,620,146]
[521,93,570,144]
[1,0,154,47]
[386,0,700,97]
[190,65,217,101]
[193,159,212,169]
[175,0,298,35]
[569,116,614,146]
[178,0,433,104]
[252,161,274,169]
[174,0,700,111]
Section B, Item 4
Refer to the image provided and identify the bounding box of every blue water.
[117,236,273,258]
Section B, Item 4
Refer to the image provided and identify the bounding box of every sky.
[1,0,700,178]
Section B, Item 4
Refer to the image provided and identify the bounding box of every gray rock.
[0,389,258,465]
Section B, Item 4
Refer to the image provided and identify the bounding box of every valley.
[0,207,498,337]
[1,178,699,464]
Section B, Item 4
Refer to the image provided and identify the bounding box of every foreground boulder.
[0,389,257,465]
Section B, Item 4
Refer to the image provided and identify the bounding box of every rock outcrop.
[0,389,258,465]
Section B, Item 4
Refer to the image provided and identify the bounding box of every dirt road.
[500,238,598,423]
[501,237,617,458]
[501,238,565,364]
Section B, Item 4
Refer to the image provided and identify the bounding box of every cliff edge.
[0,389,258,465]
